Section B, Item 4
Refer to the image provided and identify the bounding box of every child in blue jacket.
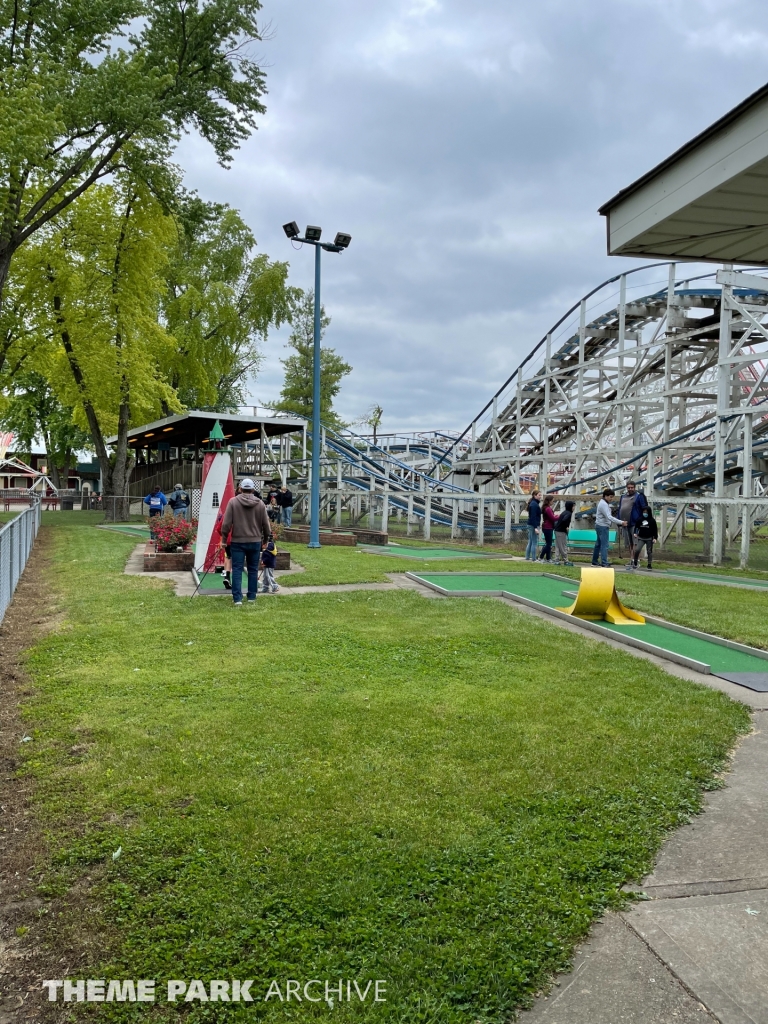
[261,537,279,593]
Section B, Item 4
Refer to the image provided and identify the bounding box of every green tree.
[0,0,267,323]
[361,404,383,445]
[161,200,296,411]
[0,371,92,487]
[24,177,179,507]
[271,291,352,430]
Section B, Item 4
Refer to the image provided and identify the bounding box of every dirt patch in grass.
[0,528,94,1023]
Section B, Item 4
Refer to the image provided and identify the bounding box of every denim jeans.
[591,525,610,567]
[230,542,260,602]
[280,506,293,527]
[525,525,539,560]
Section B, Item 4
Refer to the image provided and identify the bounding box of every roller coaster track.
[442,263,768,500]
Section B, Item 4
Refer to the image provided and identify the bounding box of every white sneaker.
[233,601,243,607]
[271,585,280,593]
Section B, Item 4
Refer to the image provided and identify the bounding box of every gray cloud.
[175,0,768,432]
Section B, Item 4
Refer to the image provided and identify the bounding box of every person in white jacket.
[591,488,627,568]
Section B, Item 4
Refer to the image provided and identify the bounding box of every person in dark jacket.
[168,483,190,517]
[553,500,575,566]
[618,480,648,562]
[538,494,557,562]
[220,478,272,605]
[525,490,542,561]
[277,484,294,527]
[630,505,658,571]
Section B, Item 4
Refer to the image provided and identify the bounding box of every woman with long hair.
[538,494,556,562]
[525,489,542,561]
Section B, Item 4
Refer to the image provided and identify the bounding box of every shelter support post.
[741,413,753,569]
[382,481,389,536]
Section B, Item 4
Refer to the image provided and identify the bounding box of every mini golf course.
[99,523,151,538]
[360,543,504,560]
[661,567,768,590]
[408,571,768,691]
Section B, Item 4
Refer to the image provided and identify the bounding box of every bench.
[568,529,617,550]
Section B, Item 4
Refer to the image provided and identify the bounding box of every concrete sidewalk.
[520,714,768,1024]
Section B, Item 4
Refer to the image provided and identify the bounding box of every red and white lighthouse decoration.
[195,420,235,574]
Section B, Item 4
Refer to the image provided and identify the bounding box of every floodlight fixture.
[283,221,300,239]
[305,225,322,242]
[334,232,352,249]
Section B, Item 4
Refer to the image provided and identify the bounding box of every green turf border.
[406,571,768,678]
[661,568,768,591]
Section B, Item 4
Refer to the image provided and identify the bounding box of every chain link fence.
[0,501,42,625]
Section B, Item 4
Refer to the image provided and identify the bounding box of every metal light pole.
[311,243,322,548]
[283,222,352,548]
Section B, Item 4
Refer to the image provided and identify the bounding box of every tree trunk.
[55,295,135,519]
[0,246,14,318]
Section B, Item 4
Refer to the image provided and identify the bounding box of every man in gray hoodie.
[220,477,272,605]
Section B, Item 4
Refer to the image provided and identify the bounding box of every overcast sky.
[176,0,768,435]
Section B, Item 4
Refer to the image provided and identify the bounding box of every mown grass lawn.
[17,518,750,1022]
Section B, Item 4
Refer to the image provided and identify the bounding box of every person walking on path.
[538,494,557,562]
[260,536,280,593]
[591,488,627,568]
[630,504,658,571]
[617,480,648,562]
[278,484,294,527]
[525,490,542,561]
[553,500,575,566]
[266,495,280,524]
[143,486,167,518]
[168,483,190,518]
[220,477,272,606]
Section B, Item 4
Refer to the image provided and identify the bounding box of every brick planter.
[282,527,356,547]
[275,550,291,570]
[143,541,194,572]
[339,528,388,545]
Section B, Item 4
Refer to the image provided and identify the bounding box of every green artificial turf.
[99,523,151,537]
[361,545,494,560]
[615,573,768,651]
[278,542,525,586]
[414,573,768,674]
[15,521,750,1022]
[663,568,768,589]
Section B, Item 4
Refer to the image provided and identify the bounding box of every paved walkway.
[520,717,768,1024]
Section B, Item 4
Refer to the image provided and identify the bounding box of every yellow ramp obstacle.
[557,567,645,625]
